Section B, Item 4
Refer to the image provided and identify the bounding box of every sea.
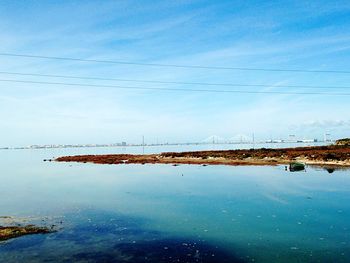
[0,143,349,262]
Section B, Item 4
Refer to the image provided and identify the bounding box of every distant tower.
[289,134,295,142]
[324,133,331,142]
[252,133,255,149]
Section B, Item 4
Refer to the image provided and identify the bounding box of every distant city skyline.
[0,1,349,146]
[0,132,337,149]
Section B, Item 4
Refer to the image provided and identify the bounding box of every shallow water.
[0,146,349,262]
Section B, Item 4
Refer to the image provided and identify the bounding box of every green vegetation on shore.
[0,225,53,241]
[336,138,350,146]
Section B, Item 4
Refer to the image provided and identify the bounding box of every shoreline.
[0,226,53,241]
[55,145,350,167]
[0,216,58,241]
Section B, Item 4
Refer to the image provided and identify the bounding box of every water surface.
[0,146,349,262]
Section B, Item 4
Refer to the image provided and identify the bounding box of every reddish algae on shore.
[55,145,350,167]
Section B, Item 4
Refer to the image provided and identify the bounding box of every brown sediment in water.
[0,225,54,241]
[55,145,350,167]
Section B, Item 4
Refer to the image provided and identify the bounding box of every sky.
[0,0,350,146]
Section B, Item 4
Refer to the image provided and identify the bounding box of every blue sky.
[0,0,350,146]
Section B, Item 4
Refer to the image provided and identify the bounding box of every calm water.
[0,145,349,262]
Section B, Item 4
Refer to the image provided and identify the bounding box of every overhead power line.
[0,52,349,74]
[0,71,349,90]
[1,78,350,96]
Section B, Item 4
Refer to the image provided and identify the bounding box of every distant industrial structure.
[202,134,322,144]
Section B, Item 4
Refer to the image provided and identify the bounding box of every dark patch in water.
[326,168,335,173]
[0,209,243,263]
[0,234,47,251]
[73,238,243,263]
[52,209,155,246]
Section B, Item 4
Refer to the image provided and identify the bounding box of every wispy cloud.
[0,1,350,145]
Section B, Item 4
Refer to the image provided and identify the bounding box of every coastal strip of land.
[0,225,54,241]
[0,216,59,242]
[55,143,350,167]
